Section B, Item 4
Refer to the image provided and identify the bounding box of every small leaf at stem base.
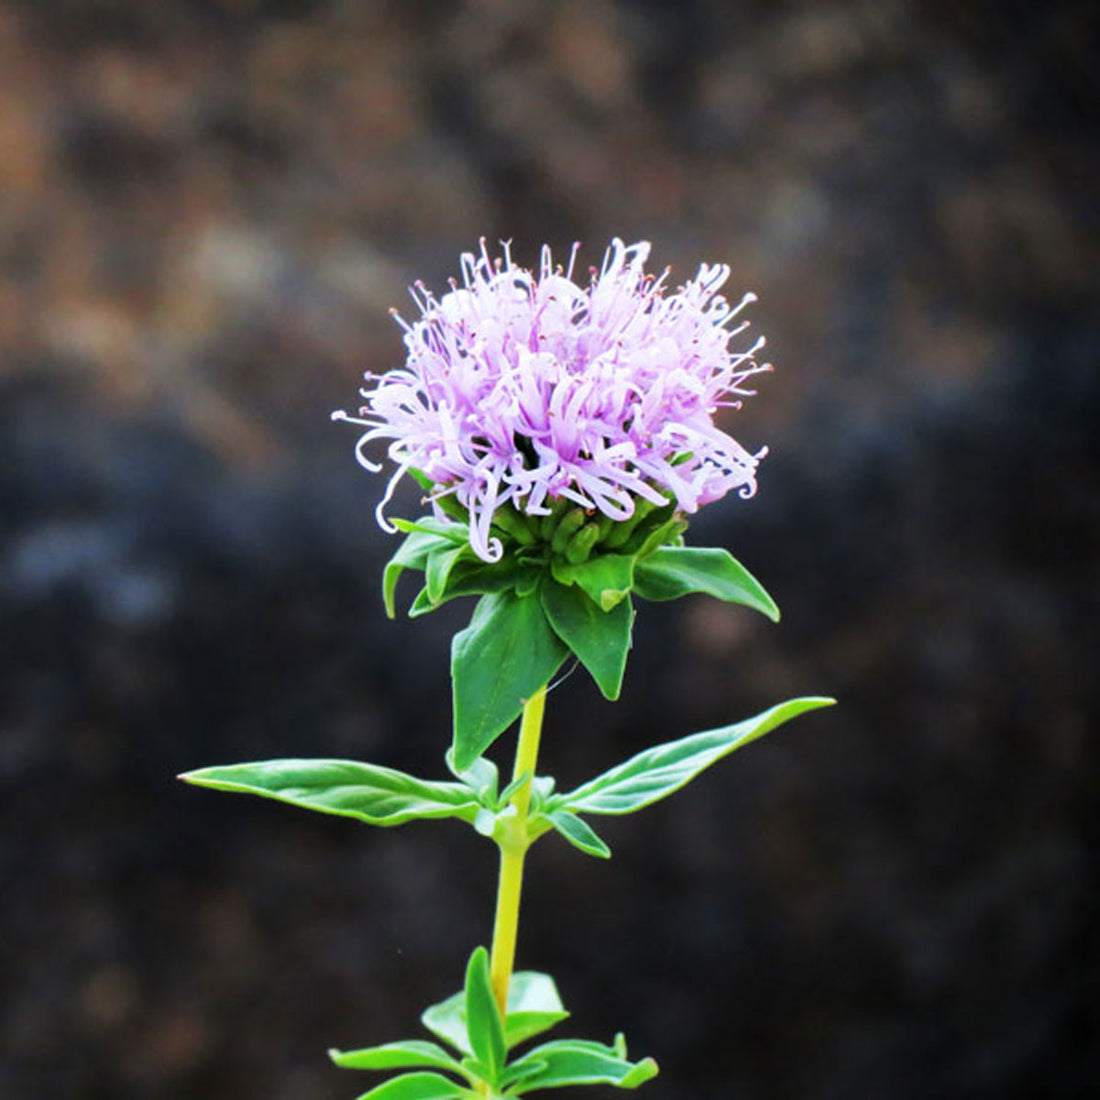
[422,968,568,1054]
[539,809,612,859]
[502,1038,659,1093]
[463,947,506,1086]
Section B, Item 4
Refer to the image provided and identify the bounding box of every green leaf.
[426,544,468,604]
[407,559,523,618]
[632,546,780,621]
[513,566,540,598]
[383,529,456,618]
[540,581,632,701]
[527,775,557,811]
[502,1058,548,1088]
[496,770,533,809]
[392,516,470,543]
[552,697,836,816]
[179,760,480,828]
[422,970,568,1055]
[539,809,612,859]
[407,468,434,493]
[407,585,437,618]
[350,1071,470,1099]
[549,554,635,611]
[501,971,570,1047]
[445,750,499,805]
[503,1038,659,1093]
[463,947,506,1085]
[329,1041,466,1076]
[633,515,688,560]
[451,592,568,770]
[506,970,564,1013]
[444,561,527,600]
[421,992,469,1055]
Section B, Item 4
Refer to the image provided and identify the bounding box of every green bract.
[383,498,779,770]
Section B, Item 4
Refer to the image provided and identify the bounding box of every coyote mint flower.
[334,238,770,561]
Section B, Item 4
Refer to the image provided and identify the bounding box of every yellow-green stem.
[487,684,547,1017]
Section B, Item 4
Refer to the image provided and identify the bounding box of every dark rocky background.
[1,1,1097,1097]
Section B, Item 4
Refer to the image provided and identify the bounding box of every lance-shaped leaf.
[329,1040,466,1076]
[425,544,468,604]
[500,970,570,1048]
[632,546,780,621]
[422,969,568,1053]
[538,809,612,859]
[351,1071,470,1099]
[502,1037,658,1093]
[383,528,457,618]
[551,697,836,817]
[179,760,480,827]
[391,516,470,543]
[451,591,568,771]
[407,559,527,619]
[463,947,506,1085]
[540,580,633,701]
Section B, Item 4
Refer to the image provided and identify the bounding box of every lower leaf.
[423,969,568,1054]
[329,1041,466,1076]
[539,809,612,859]
[353,1071,471,1100]
[502,1038,659,1093]
[463,947,506,1086]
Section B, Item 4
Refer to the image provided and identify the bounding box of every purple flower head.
[333,239,770,561]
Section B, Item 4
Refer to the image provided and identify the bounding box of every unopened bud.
[564,521,601,564]
[602,497,660,549]
[551,508,587,555]
[492,506,536,545]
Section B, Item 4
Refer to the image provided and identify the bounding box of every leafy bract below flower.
[333,238,770,562]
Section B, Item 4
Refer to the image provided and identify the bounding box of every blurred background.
[1,1,1096,1097]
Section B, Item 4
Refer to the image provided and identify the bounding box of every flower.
[333,238,770,562]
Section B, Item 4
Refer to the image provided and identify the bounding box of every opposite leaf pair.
[330,946,658,1099]
[179,698,834,862]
